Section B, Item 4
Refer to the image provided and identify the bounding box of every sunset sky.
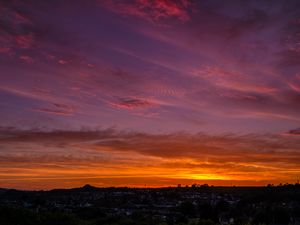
[1,0,300,190]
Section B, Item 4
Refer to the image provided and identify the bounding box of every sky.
[0,0,300,190]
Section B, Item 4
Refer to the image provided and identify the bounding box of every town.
[1,184,299,225]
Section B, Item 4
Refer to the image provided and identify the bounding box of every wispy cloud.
[101,0,193,23]
[33,103,74,116]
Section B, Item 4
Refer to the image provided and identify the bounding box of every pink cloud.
[101,0,193,23]
[14,11,33,25]
[0,47,10,54]
[33,108,73,116]
[15,34,34,49]
[33,103,74,116]
[288,82,300,93]
[19,55,34,63]
[109,97,156,110]
[58,59,68,65]
[286,128,300,136]
[287,73,300,93]
[193,66,278,94]
[219,109,300,122]
[87,63,95,68]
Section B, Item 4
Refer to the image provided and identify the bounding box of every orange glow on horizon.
[1,129,300,190]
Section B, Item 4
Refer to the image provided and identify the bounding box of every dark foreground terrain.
[0,184,300,225]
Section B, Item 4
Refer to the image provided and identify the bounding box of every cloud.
[0,47,10,54]
[0,2,36,52]
[1,127,300,188]
[101,0,193,23]
[19,55,34,63]
[192,65,278,94]
[1,127,300,164]
[33,108,73,116]
[0,87,77,117]
[58,59,68,65]
[286,128,300,136]
[277,6,300,70]
[0,0,85,67]
[109,97,156,109]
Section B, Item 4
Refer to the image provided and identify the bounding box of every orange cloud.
[0,127,300,189]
